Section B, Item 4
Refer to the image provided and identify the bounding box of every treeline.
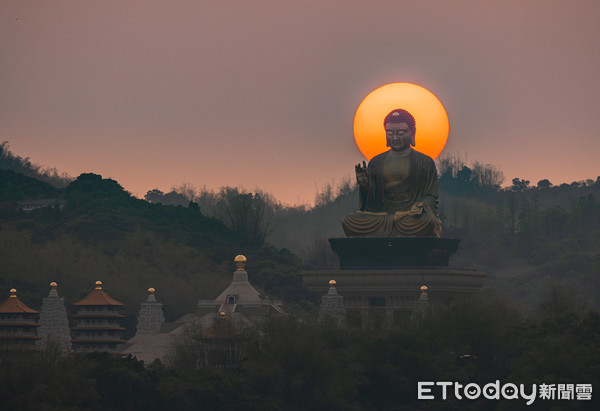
[146,185,279,247]
[432,156,600,311]
[140,153,600,312]
[2,290,598,410]
[0,171,311,334]
[0,141,72,188]
[143,178,356,269]
[2,141,599,315]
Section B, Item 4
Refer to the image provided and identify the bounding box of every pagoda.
[135,287,165,335]
[71,281,125,353]
[38,282,72,353]
[0,289,40,351]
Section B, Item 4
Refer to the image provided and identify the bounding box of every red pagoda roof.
[0,290,38,314]
[74,282,123,306]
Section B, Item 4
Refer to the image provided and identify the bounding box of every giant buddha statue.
[342,108,442,238]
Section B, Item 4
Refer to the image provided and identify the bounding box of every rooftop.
[73,281,123,306]
[0,290,38,314]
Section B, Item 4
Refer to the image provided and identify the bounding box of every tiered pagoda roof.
[74,281,124,306]
[0,289,40,350]
[71,281,126,352]
[0,289,39,314]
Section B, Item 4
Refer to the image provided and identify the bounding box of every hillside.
[0,171,309,336]
[2,147,599,323]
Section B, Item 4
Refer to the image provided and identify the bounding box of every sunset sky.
[2,1,599,205]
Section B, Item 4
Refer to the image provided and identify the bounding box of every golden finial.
[50,282,57,290]
[148,287,155,295]
[420,286,428,292]
[95,281,103,290]
[329,280,336,288]
[219,312,226,318]
[234,255,247,270]
[10,289,17,298]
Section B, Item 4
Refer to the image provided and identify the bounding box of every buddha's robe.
[342,148,442,237]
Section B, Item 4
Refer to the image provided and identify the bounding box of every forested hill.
[2,147,600,321]
[265,160,600,312]
[0,171,307,334]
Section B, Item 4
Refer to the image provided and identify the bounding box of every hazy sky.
[2,1,599,205]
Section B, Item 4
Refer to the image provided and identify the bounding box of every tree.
[471,161,504,189]
[0,141,72,188]
[144,189,165,203]
[217,188,274,245]
[437,154,504,194]
[536,179,552,189]
[314,182,334,207]
[173,183,197,203]
[511,178,530,192]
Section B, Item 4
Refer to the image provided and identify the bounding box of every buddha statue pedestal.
[329,237,460,269]
[301,237,486,329]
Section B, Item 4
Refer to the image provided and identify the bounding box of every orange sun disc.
[353,83,449,160]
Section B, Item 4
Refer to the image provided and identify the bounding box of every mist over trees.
[2,140,599,313]
[136,151,600,312]
[1,144,600,408]
[2,291,598,410]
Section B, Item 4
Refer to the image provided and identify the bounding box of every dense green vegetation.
[2,145,599,316]
[0,170,309,331]
[1,145,599,409]
[2,293,598,410]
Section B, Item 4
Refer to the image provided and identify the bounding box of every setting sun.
[353,83,449,160]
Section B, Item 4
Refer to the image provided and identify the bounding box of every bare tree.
[172,182,198,203]
[217,187,275,245]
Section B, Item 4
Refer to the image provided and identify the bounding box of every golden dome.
[148,287,156,295]
[10,289,17,298]
[219,312,226,317]
[420,286,428,292]
[234,255,247,270]
[50,282,58,289]
[329,280,337,288]
[95,281,103,290]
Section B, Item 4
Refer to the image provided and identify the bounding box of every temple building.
[123,255,284,365]
[0,289,40,351]
[197,255,285,321]
[71,281,126,353]
[38,282,71,353]
[0,255,286,363]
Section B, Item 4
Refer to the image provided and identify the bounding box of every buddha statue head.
[384,109,416,151]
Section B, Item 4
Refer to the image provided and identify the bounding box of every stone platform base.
[303,267,486,328]
[306,237,486,328]
[303,267,486,300]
